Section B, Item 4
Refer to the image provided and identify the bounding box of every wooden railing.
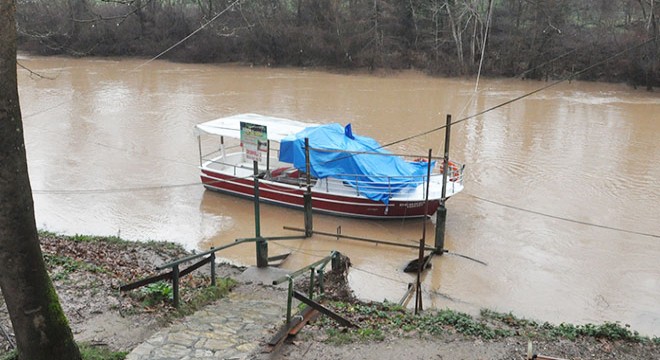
[119,239,253,308]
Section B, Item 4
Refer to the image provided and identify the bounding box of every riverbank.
[0,232,235,358]
[15,1,658,88]
[1,234,658,359]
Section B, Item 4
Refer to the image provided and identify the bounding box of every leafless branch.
[17,61,57,80]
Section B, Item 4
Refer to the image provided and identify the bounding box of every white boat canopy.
[195,113,319,142]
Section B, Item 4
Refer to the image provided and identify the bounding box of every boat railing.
[202,146,282,160]
[201,151,241,177]
[319,161,464,197]
[200,149,465,196]
[200,144,241,161]
[201,150,286,177]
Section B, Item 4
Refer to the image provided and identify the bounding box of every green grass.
[171,278,237,318]
[39,231,185,252]
[319,302,658,345]
[480,309,656,343]
[44,254,106,281]
[419,309,511,339]
[324,327,354,344]
[546,322,646,342]
[1,343,128,360]
[79,344,128,360]
[126,277,236,317]
[319,301,511,343]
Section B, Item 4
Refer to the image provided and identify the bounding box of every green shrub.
[140,281,173,306]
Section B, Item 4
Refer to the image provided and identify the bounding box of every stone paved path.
[126,283,288,360]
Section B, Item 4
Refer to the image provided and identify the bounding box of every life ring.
[414,158,460,181]
[446,161,460,182]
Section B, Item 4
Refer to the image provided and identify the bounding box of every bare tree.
[0,1,82,359]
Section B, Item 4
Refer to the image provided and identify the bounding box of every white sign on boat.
[240,122,267,162]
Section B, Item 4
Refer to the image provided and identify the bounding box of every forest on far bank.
[15,0,660,89]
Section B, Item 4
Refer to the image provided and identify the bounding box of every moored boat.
[195,113,464,219]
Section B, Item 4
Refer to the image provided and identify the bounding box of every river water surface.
[17,55,660,336]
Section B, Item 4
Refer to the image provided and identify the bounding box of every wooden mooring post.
[253,161,268,267]
[435,114,452,253]
[434,205,447,252]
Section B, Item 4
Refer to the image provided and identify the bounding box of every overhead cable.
[132,0,243,70]
[383,35,659,149]
[469,194,660,239]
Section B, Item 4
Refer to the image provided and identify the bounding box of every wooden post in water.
[435,206,447,253]
[253,161,268,267]
[415,150,433,315]
[414,239,425,315]
[303,138,313,237]
[435,114,452,253]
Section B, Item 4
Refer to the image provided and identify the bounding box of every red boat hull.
[201,170,439,219]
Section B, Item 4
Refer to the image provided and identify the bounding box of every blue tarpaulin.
[279,123,433,204]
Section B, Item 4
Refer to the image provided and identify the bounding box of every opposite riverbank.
[1,234,658,359]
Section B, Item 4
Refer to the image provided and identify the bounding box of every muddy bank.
[1,234,658,359]
[0,233,222,355]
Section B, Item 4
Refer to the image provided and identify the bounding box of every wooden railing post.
[308,268,316,299]
[210,249,216,286]
[331,251,340,272]
[286,277,293,324]
[318,269,325,295]
[172,265,180,308]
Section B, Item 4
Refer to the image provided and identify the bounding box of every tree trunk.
[446,2,465,72]
[0,1,82,359]
[66,0,86,45]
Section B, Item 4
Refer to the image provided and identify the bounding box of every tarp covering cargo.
[279,123,433,204]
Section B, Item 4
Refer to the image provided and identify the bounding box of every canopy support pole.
[304,138,313,237]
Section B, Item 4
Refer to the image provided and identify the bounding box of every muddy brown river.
[17,55,659,336]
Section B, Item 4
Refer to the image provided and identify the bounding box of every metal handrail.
[273,251,339,324]
[272,251,337,285]
[157,238,252,270]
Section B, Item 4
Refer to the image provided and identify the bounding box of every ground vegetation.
[0,232,234,359]
[1,234,658,360]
